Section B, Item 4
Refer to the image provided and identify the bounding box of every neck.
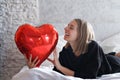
[69,42,76,52]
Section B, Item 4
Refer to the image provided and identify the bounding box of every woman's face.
[64,20,78,43]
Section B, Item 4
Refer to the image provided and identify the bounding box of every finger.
[29,54,32,63]
[53,51,57,59]
[53,48,57,53]
[34,59,40,67]
[32,56,38,64]
[47,58,53,62]
[47,58,54,65]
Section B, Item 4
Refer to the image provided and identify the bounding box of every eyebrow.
[68,24,74,27]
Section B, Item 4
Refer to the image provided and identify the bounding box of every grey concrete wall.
[0,0,39,80]
[0,0,120,80]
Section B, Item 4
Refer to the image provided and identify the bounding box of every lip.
[64,34,69,38]
[64,34,69,37]
[65,32,69,36]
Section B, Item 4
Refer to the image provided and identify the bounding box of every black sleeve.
[53,41,112,79]
[74,41,102,78]
[108,52,116,55]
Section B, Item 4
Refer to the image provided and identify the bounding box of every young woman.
[25,19,120,79]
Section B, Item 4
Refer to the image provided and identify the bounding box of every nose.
[64,26,68,31]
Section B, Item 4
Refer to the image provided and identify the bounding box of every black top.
[53,40,120,79]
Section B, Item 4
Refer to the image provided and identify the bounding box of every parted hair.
[65,19,95,56]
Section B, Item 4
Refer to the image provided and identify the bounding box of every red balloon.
[15,24,58,67]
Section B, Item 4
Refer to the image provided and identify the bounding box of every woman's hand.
[23,54,40,69]
[47,48,62,70]
[47,48,74,76]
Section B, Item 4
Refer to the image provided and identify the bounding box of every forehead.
[69,20,78,27]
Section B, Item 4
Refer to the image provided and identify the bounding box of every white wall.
[39,0,120,41]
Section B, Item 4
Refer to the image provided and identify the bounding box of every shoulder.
[59,46,72,55]
[88,40,102,51]
[61,46,72,52]
[89,40,100,47]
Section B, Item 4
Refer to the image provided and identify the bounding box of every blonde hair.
[65,19,95,56]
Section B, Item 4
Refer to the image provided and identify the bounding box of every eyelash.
[67,24,74,29]
[70,27,73,29]
[69,25,74,29]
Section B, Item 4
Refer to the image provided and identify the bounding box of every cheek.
[71,32,77,40]
[74,35,78,40]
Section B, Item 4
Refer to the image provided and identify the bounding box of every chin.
[64,36,68,41]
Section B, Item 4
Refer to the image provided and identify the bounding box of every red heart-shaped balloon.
[15,24,58,67]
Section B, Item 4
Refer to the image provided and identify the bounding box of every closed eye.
[70,26,74,29]
[68,24,74,30]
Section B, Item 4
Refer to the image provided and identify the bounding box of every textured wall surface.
[0,0,39,80]
[0,0,120,80]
